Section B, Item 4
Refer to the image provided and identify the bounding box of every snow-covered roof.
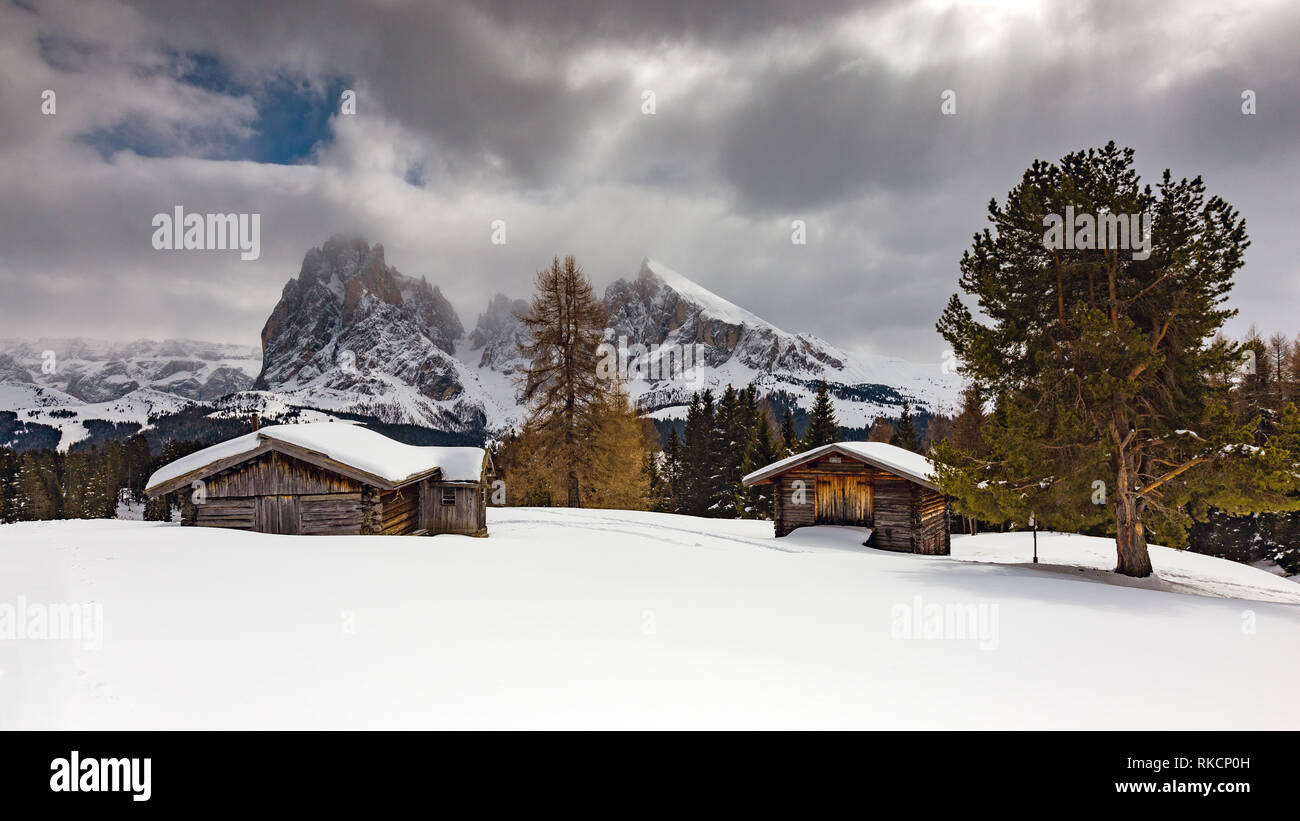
[146,422,486,493]
[741,441,939,491]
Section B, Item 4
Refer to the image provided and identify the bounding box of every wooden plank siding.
[189,450,369,535]
[300,493,363,536]
[769,453,949,554]
[916,487,951,555]
[871,480,916,551]
[815,476,872,525]
[255,495,301,535]
[773,475,815,536]
[202,451,361,498]
[194,497,256,530]
[420,483,487,537]
[379,487,420,535]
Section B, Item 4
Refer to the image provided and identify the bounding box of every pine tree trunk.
[1114,492,1153,577]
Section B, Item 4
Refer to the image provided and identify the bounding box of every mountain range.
[0,235,961,450]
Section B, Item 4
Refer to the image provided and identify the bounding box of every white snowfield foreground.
[2,508,1298,729]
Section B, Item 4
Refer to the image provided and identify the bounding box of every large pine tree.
[779,408,799,456]
[946,384,993,533]
[0,447,19,523]
[745,388,778,518]
[679,391,716,516]
[659,427,682,513]
[711,386,747,517]
[802,380,839,449]
[936,142,1297,577]
[17,450,62,520]
[889,400,921,453]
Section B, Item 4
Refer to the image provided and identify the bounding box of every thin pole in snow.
[1030,512,1038,563]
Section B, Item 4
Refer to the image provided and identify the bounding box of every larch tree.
[580,379,654,510]
[867,417,894,443]
[518,255,608,507]
[936,142,1298,577]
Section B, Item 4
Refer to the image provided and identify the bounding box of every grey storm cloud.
[1,0,1298,361]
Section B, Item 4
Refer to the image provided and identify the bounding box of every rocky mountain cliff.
[468,293,530,372]
[601,258,959,427]
[251,235,505,431]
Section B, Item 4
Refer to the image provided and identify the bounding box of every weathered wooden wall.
[773,476,815,536]
[255,495,300,535]
[191,450,366,535]
[203,451,361,498]
[379,487,419,535]
[361,486,382,535]
[815,475,872,525]
[420,482,487,536]
[916,487,951,555]
[871,480,916,551]
[194,496,252,529]
[300,492,363,536]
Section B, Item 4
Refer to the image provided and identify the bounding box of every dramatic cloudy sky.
[1,0,1298,361]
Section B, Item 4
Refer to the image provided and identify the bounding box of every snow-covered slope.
[2,511,1296,729]
[0,381,82,409]
[3,388,196,451]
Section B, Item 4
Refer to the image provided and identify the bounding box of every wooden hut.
[145,422,491,537]
[742,442,950,554]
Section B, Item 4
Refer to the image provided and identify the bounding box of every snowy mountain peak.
[252,237,507,432]
[638,257,766,328]
[602,258,961,424]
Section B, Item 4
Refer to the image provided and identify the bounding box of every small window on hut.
[441,487,456,506]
